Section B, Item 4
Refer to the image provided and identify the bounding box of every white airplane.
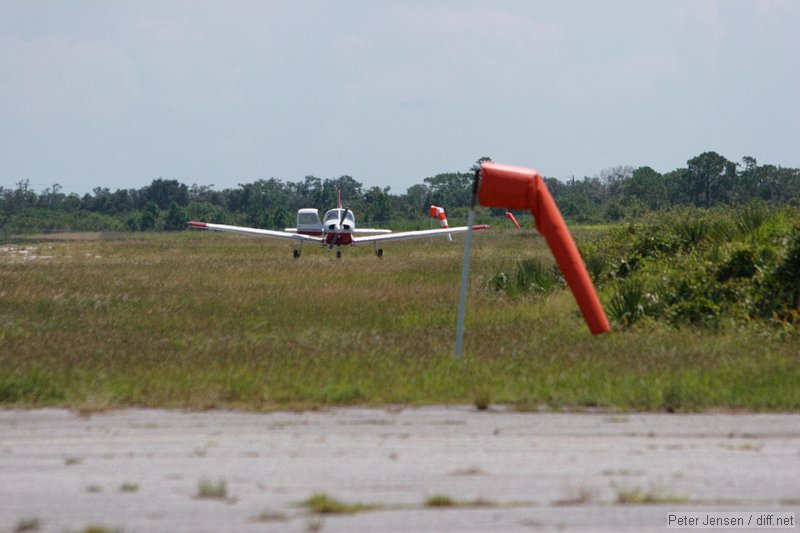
[188,194,488,258]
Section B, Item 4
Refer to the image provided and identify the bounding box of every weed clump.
[69,527,122,533]
[423,495,496,508]
[14,518,41,532]
[196,478,227,499]
[302,493,381,515]
[615,486,688,505]
[424,495,456,508]
[118,482,139,493]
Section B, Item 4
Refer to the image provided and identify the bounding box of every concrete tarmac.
[1,407,798,532]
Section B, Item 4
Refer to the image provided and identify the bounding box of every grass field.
[1,229,798,412]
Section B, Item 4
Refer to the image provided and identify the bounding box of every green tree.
[7,180,38,212]
[404,184,431,217]
[144,179,189,210]
[140,202,160,231]
[363,186,393,224]
[687,151,735,207]
[164,201,187,231]
[599,165,633,201]
[271,206,291,229]
[757,165,800,204]
[321,175,363,210]
[471,155,493,173]
[604,195,646,221]
[664,168,691,206]
[625,166,667,210]
[288,175,323,210]
[186,201,227,224]
[734,156,760,203]
[424,172,472,208]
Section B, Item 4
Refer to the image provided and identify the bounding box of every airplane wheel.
[293,249,300,259]
[336,250,342,259]
[376,248,383,258]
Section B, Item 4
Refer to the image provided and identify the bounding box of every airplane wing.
[187,221,324,243]
[353,228,392,234]
[352,225,489,244]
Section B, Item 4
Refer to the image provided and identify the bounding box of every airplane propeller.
[328,207,351,251]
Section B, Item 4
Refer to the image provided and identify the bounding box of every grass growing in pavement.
[424,495,457,508]
[118,482,139,493]
[302,493,383,515]
[14,518,41,532]
[66,527,121,533]
[0,230,797,412]
[424,495,497,508]
[196,478,228,499]
[615,486,689,505]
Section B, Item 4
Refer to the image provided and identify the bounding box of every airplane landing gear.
[293,249,301,258]
[376,248,383,258]
[336,250,342,259]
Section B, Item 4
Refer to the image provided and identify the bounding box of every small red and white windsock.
[505,211,522,230]
[430,205,452,241]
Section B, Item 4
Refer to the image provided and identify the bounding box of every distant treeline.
[2,151,798,233]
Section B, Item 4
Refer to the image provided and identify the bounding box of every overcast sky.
[1,0,798,195]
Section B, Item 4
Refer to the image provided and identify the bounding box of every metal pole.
[455,169,481,359]
[454,208,474,360]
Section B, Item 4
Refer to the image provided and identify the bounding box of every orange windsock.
[438,211,449,229]
[479,162,610,335]
[505,212,521,230]
[430,205,449,228]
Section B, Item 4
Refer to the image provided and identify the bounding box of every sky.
[1,0,798,195]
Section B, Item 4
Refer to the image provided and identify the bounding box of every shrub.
[755,223,800,320]
[734,201,771,235]
[716,244,760,281]
[675,217,709,250]
[600,206,798,331]
[607,277,658,327]
[488,258,560,298]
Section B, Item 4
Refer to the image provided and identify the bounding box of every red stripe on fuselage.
[324,233,354,246]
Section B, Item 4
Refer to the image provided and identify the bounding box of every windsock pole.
[478,162,610,335]
[455,172,480,359]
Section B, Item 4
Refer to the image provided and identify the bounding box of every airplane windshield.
[298,213,320,225]
[324,209,354,223]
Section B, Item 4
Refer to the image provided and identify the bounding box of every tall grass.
[0,229,798,412]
